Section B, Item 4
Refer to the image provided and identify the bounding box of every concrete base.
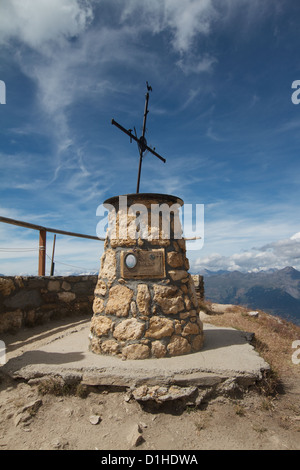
[1,316,270,405]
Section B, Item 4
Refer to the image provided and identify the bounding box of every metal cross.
[111,82,166,193]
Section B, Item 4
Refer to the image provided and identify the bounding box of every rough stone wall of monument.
[0,275,97,334]
[89,195,204,360]
[91,259,204,360]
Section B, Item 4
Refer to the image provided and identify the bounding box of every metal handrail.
[0,216,104,275]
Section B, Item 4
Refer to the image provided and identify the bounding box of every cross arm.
[111,119,138,143]
[145,145,166,163]
[111,118,166,163]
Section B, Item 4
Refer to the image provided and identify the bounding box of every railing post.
[50,234,56,276]
[38,230,46,276]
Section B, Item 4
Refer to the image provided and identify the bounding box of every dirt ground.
[0,371,299,451]
[0,313,300,451]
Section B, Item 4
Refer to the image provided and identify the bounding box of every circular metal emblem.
[125,253,138,269]
[138,136,147,153]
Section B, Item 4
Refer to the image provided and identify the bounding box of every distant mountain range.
[197,266,300,325]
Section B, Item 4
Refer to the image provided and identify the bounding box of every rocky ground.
[0,306,299,451]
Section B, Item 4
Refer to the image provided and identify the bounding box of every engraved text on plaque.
[121,249,166,279]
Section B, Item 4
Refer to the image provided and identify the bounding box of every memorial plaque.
[121,248,166,279]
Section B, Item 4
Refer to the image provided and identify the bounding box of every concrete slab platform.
[1,316,270,396]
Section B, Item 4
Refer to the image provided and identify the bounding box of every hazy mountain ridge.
[201,266,300,325]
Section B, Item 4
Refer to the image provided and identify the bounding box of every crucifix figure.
[111,82,166,193]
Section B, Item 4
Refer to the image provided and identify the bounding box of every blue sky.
[1,0,300,275]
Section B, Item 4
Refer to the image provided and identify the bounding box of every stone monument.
[89,193,204,359]
[89,83,204,359]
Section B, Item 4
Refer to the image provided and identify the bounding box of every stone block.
[151,340,167,358]
[100,249,117,282]
[145,316,174,339]
[122,343,150,360]
[130,301,137,316]
[48,280,60,292]
[105,284,134,317]
[169,270,188,282]
[62,281,71,291]
[94,279,107,297]
[91,315,113,337]
[133,385,197,403]
[0,309,23,333]
[174,319,182,334]
[58,292,76,303]
[182,322,200,337]
[25,309,36,326]
[100,339,120,355]
[153,285,184,315]
[184,295,192,310]
[167,251,183,268]
[92,296,104,314]
[136,284,151,315]
[167,335,191,356]
[14,276,24,289]
[89,337,102,354]
[188,277,199,308]
[0,278,15,296]
[184,257,190,270]
[113,318,145,341]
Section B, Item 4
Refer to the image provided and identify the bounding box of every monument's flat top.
[104,193,184,206]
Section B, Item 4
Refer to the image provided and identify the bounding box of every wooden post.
[38,230,46,276]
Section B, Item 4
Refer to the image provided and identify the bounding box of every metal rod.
[111,119,137,143]
[50,234,56,276]
[0,216,104,241]
[136,92,150,193]
[142,92,149,139]
[136,149,143,193]
[146,147,166,163]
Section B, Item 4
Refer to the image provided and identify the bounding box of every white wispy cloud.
[120,0,215,50]
[192,232,300,273]
[163,0,216,53]
[0,0,97,195]
[0,0,93,49]
[176,54,217,75]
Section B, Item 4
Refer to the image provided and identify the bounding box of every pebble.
[52,438,69,449]
[248,311,259,317]
[127,423,144,447]
[89,415,101,425]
